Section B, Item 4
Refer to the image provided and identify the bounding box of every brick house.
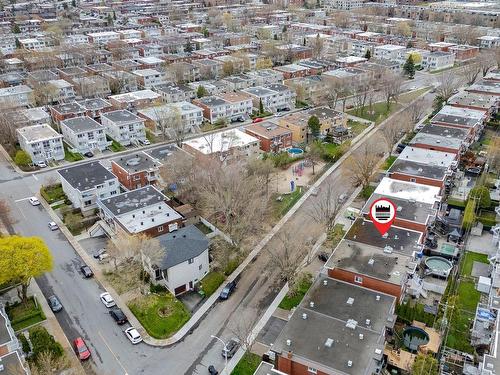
[111,152,162,190]
[244,121,292,152]
[50,102,86,124]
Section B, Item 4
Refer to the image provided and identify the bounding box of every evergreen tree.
[196,85,208,98]
[185,41,193,53]
[403,55,416,79]
[259,98,264,114]
[307,116,321,138]
[364,49,371,60]
[12,24,20,34]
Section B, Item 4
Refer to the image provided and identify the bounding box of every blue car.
[219,281,236,300]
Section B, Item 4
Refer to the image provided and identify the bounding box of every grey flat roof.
[58,162,116,191]
[411,132,463,150]
[308,106,343,120]
[343,218,423,256]
[61,116,103,133]
[419,123,469,140]
[157,225,209,269]
[102,109,143,124]
[77,98,112,110]
[197,96,227,107]
[51,101,85,114]
[98,185,166,216]
[0,351,27,375]
[388,159,448,180]
[431,113,479,128]
[111,152,161,173]
[144,145,179,163]
[272,277,392,375]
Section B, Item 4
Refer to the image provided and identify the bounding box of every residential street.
[0,89,435,375]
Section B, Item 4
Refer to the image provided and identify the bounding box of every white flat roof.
[117,201,182,234]
[184,129,258,155]
[438,105,487,120]
[398,146,457,168]
[374,177,441,205]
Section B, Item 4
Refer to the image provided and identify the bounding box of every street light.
[211,334,228,371]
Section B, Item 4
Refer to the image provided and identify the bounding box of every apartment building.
[17,124,65,164]
[137,102,203,136]
[101,110,147,146]
[132,69,165,88]
[241,84,296,113]
[111,152,162,190]
[60,116,109,154]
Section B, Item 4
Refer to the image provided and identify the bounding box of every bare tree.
[436,71,460,102]
[408,97,427,124]
[478,50,496,77]
[307,182,341,233]
[246,157,277,197]
[0,199,14,230]
[230,317,258,353]
[381,112,412,153]
[381,72,404,110]
[30,351,71,375]
[345,144,378,189]
[458,62,481,85]
[312,33,324,59]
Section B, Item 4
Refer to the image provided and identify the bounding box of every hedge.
[462,199,476,230]
[29,326,64,361]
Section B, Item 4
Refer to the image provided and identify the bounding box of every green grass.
[461,251,489,276]
[109,138,125,152]
[6,297,46,332]
[146,129,156,143]
[231,352,261,375]
[398,87,431,104]
[360,185,376,199]
[279,276,313,310]
[347,119,368,137]
[128,293,191,339]
[457,280,481,311]
[447,198,466,209]
[40,183,66,204]
[200,271,225,296]
[382,155,397,170]
[64,146,84,162]
[348,101,400,125]
[194,222,213,234]
[273,187,304,218]
[477,211,497,228]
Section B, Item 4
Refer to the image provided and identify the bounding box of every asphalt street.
[0,87,436,375]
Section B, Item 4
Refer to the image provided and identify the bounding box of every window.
[410,178,416,183]
[188,258,194,264]
[354,275,363,284]
[158,225,163,232]
[199,264,202,270]
[308,368,317,374]
[154,268,162,280]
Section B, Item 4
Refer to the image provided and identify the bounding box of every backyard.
[6,297,46,332]
[231,352,261,375]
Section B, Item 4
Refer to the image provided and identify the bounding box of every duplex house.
[73,76,111,99]
[97,186,184,237]
[132,69,165,88]
[272,276,395,375]
[242,84,296,113]
[0,308,29,374]
[58,162,120,214]
[87,31,121,45]
[50,102,86,123]
[421,51,455,72]
[77,98,114,120]
[17,124,65,164]
[308,106,348,136]
[153,82,196,103]
[0,85,34,108]
[47,79,76,103]
[111,152,162,190]
[101,110,146,146]
[193,92,253,124]
[146,225,210,295]
[245,121,292,152]
[108,90,162,110]
[431,105,487,141]
[60,116,109,154]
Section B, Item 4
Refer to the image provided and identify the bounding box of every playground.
[275,158,326,194]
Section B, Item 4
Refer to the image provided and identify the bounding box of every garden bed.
[200,271,225,297]
[40,184,67,204]
[231,352,261,375]
[6,297,46,332]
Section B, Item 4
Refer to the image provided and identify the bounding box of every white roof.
[375,44,406,51]
[183,129,258,155]
[49,79,73,89]
[398,147,457,168]
[17,124,61,142]
[335,56,367,63]
[374,177,441,205]
[438,105,486,120]
[117,201,182,234]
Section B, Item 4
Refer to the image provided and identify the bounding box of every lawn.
[398,87,431,104]
[231,352,262,375]
[461,251,489,277]
[6,297,46,332]
[194,222,213,235]
[128,293,191,339]
[348,102,400,125]
[347,119,368,137]
[359,185,376,199]
[145,129,156,143]
[103,262,142,295]
[382,155,397,171]
[63,144,83,162]
[279,274,313,310]
[457,280,481,312]
[109,138,125,152]
[200,271,225,296]
[447,198,466,209]
[477,210,498,228]
[273,187,304,218]
[40,183,66,204]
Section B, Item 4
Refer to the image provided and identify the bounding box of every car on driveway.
[93,248,107,259]
[208,365,218,375]
[80,265,93,278]
[221,338,240,359]
[139,139,151,145]
[48,295,63,312]
[124,327,142,344]
[219,281,236,300]
[84,151,94,158]
[29,197,40,206]
[100,292,116,308]
[48,221,58,231]
[109,308,128,325]
[73,337,91,360]
[36,161,47,168]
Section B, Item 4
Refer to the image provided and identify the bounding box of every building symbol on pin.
[369,198,397,235]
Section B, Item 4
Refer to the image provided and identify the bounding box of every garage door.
[174,284,187,295]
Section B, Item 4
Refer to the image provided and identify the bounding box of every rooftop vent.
[384,245,393,254]
[346,297,354,305]
[368,258,374,266]
[347,360,353,368]
[346,319,357,329]
[365,319,371,326]
[286,339,291,346]
[302,313,307,320]
[359,334,364,340]
[309,301,315,308]
[323,280,328,286]
[376,295,381,301]
[325,338,334,348]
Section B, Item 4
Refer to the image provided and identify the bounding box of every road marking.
[14,197,31,202]
[98,331,129,375]
[32,174,38,181]
[16,205,26,220]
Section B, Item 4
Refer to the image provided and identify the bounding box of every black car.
[93,248,107,259]
[395,144,406,153]
[84,151,94,158]
[219,281,236,300]
[221,338,240,359]
[80,265,93,278]
[208,365,218,375]
[318,251,329,262]
[48,295,63,312]
[109,308,128,325]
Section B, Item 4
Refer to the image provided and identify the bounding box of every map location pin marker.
[369,198,396,236]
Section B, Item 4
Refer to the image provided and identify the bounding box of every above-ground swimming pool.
[403,327,430,352]
[288,148,304,157]
[425,256,453,278]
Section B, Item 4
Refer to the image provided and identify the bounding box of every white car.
[29,197,40,206]
[140,139,151,145]
[48,222,58,231]
[99,292,116,308]
[36,161,47,168]
[124,327,142,344]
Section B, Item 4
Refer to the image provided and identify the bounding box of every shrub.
[223,258,240,276]
[29,326,64,361]
[468,186,491,209]
[139,270,151,284]
[463,199,476,230]
[150,283,168,294]
[19,334,30,354]
[14,150,32,167]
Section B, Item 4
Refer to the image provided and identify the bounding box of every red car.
[74,337,91,360]
[252,117,263,123]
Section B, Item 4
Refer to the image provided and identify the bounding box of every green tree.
[202,27,209,37]
[14,150,32,167]
[463,199,476,230]
[259,98,264,114]
[364,49,371,60]
[468,185,491,209]
[412,354,438,375]
[185,41,193,53]
[15,37,21,48]
[0,236,53,302]
[307,115,321,139]
[106,14,113,25]
[403,55,416,79]
[196,85,208,98]
[12,24,20,33]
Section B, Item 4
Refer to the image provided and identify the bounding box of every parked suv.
[109,308,128,325]
[221,338,240,359]
[219,281,236,300]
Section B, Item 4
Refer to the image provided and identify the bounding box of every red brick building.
[244,122,292,152]
[111,152,161,190]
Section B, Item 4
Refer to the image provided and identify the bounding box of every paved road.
[0,89,436,375]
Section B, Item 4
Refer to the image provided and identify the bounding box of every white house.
[147,225,210,296]
[241,84,296,113]
[132,69,165,88]
[0,85,34,108]
[87,31,120,45]
[421,51,455,72]
[100,110,146,146]
[16,124,65,164]
[47,79,76,103]
[193,92,253,124]
[60,116,110,154]
[477,36,500,49]
[58,162,120,214]
[374,44,406,60]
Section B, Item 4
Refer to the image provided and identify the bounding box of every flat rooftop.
[397,146,456,168]
[388,159,448,181]
[112,152,161,173]
[58,162,116,191]
[374,177,441,205]
[61,116,102,133]
[17,124,61,142]
[411,132,464,150]
[102,109,143,124]
[98,185,166,217]
[418,123,470,140]
[245,122,290,138]
[183,129,258,154]
[343,218,423,256]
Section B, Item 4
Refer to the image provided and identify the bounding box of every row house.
[411,124,470,155]
[17,124,65,164]
[78,98,114,120]
[101,110,147,146]
[477,35,500,49]
[449,45,479,61]
[447,91,499,119]
[111,152,161,190]
[374,44,406,60]
[467,80,500,97]
[60,116,110,154]
[87,31,121,45]
[192,92,252,124]
[241,84,296,113]
[431,105,487,141]
[244,121,292,152]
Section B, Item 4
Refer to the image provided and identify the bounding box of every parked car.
[310,187,320,196]
[109,308,128,325]
[139,139,151,145]
[465,166,482,176]
[124,327,142,344]
[48,221,58,231]
[80,265,93,278]
[99,292,116,308]
[36,161,47,168]
[252,117,263,123]
[395,144,406,153]
[29,197,40,206]
[318,251,329,262]
[337,193,348,204]
[221,338,240,359]
[219,281,236,300]
[73,337,91,360]
[93,248,107,259]
[98,253,110,263]
[48,295,63,312]
[208,365,219,375]
[84,151,94,158]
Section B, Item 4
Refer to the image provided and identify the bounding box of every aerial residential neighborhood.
[0,0,498,375]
